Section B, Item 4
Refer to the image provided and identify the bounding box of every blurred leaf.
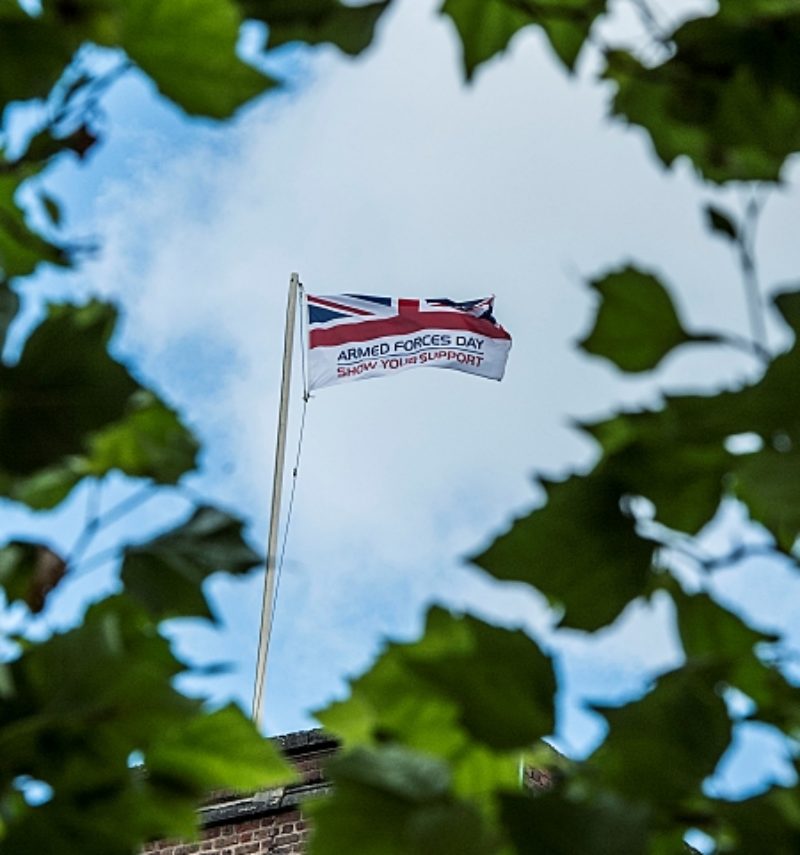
[604,8,800,182]
[0,164,70,278]
[121,506,261,620]
[474,470,656,630]
[146,704,294,791]
[0,541,66,613]
[40,193,62,227]
[441,0,607,78]
[0,7,79,115]
[0,278,18,352]
[319,607,556,757]
[0,301,137,476]
[309,746,501,855]
[705,204,739,241]
[669,585,790,713]
[97,0,276,118]
[0,595,286,852]
[579,265,716,372]
[442,0,606,80]
[80,391,199,485]
[500,790,649,855]
[242,0,391,56]
[589,664,731,805]
[732,448,800,552]
[712,786,800,855]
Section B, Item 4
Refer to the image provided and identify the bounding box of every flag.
[305,293,512,391]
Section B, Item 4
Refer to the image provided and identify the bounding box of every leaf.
[40,193,62,227]
[0,278,19,352]
[603,8,800,182]
[0,301,137,476]
[121,506,261,620]
[712,786,800,854]
[242,0,392,56]
[473,470,656,630]
[500,791,649,855]
[146,704,294,791]
[0,595,287,852]
[318,607,556,757]
[100,0,277,118]
[441,0,607,79]
[0,8,79,115]
[579,265,715,372]
[80,391,199,485]
[0,164,71,279]
[0,301,198,510]
[669,585,789,712]
[589,664,731,806]
[705,204,739,242]
[0,541,67,613]
[308,746,501,855]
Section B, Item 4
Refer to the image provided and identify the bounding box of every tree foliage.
[1,0,800,853]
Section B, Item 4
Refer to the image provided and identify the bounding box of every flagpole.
[252,271,300,729]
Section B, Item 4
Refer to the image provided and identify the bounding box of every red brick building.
[142,730,336,855]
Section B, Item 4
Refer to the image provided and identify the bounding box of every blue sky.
[5,0,800,805]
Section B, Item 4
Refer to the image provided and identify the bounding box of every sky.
[5,0,800,803]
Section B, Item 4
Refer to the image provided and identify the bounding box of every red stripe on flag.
[307,296,374,316]
[309,311,511,348]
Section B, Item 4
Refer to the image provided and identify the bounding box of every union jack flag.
[305,293,511,390]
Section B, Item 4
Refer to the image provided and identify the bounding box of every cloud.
[58,0,800,738]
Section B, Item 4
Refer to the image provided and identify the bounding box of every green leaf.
[705,204,739,241]
[146,704,294,791]
[579,265,715,373]
[441,0,607,79]
[318,607,556,757]
[500,791,649,855]
[0,8,79,115]
[604,8,800,182]
[309,746,501,855]
[99,0,277,118]
[0,301,199,510]
[473,470,656,630]
[589,664,731,805]
[0,278,19,353]
[0,595,287,852]
[121,506,261,620]
[669,585,789,712]
[732,447,800,552]
[0,541,66,613]
[712,786,800,855]
[0,301,137,476]
[80,391,199,485]
[242,0,392,56]
[0,164,70,279]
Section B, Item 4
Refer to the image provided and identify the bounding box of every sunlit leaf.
[319,607,555,755]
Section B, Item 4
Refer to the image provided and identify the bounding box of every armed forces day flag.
[305,294,512,391]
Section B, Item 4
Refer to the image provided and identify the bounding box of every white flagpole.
[252,272,300,729]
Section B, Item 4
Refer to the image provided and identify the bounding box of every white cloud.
[57,0,800,738]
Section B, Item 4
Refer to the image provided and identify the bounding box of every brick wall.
[142,730,335,855]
